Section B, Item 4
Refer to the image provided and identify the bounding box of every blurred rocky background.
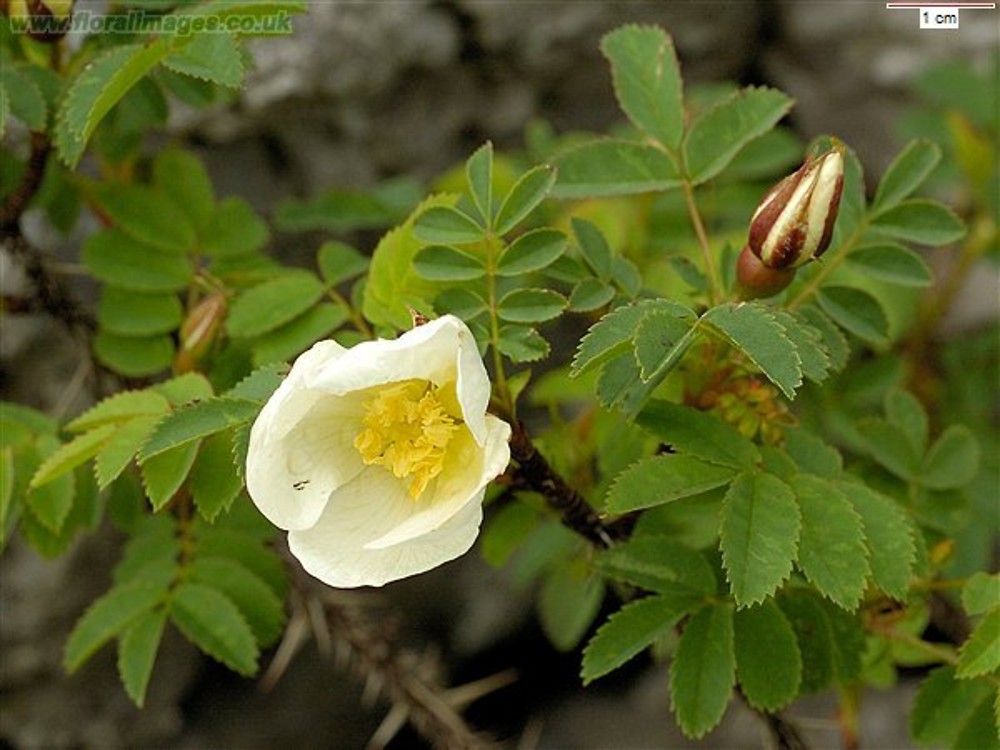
[1,1,996,748]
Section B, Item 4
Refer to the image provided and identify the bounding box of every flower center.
[353,380,460,499]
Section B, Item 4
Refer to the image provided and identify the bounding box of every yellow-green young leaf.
[25,435,76,533]
[910,666,993,745]
[67,390,170,433]
[598,536,716,596]
[117,608,167,707]
[497,288,566,324]
[703,303,802,399]
[957,609,1000,678]
[797,306,850,372]
[412,245,485,281]
[141,398,260,461]
[720,472,800,607]
[838,481,915,599]
[201,197,269,257]
[465,141,493,225]
[55,41,174,168]
[82,229,194,293]
[582,592,698,685]
[683,86,794,185]
[636,401,760,469]
[873,139,942,212]
[163,33,244,88]
[600,25,684,149]
[227,272,325,338]
[496,228,565,276]
[189,432,243,521]
[64,564,173,673]
[884,388,930,457]
[91,182,196,254]
[538,563,604,652]
[251,303,348,367]
[141,441,200,510]
[734,601,802,711]
[606,455,735,514]
[669,603,736,739]
[153,149,215,231]
[170,583,259,676]
[552,139,682,199]
[30,425,115,489]
[412,206,484,245]
[783,426,843,478]
[153,372,214,406]
[189,557,286,647]
[1,448,13,535]
[317,241,368,286]
[94,331,175,378]
[792,475,869,609]
[871,199,966,246]
[98,288,183,337]
[494,165,556,235]
[95,416,161,489]
[963,573,1000,616]
[921,425,981,490]
[847,244,932,288]
[816,286,889,347]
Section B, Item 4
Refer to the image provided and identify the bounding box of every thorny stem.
[681,179,723,305]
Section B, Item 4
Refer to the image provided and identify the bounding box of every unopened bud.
[3,0,74,41]
[174,293,227,373]
[748,145,845,270]
[735,244,795,299]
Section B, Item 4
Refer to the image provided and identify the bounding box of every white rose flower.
[246,315,512,588]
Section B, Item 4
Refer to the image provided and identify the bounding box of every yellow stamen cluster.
[354,380,459,499]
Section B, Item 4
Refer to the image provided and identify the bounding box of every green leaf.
[117,608,167,707]
[703,303,802,399]
[3,66,46,130]
[250,303,347,367]
[954,693,1000,750]
[783,426,843,478]
[777,589,836,693]
[412,244,485,281]
[631,302,698,382]
[494,165,556,235]
[153,149,215,231]
[94,416,160,489]
[600,25,684,148]
[582,592,698,685]
[857,418,920,480]
[23,435,76,533]
[606,455,735,513]
[669,603,736,739]
[957,609,1000,678]
[227,272,325,338]
[885,388,929,457]
[552,139,681,198]
[872,139,942,212]
[274,180,418,233]
[190,556,286,647]
[598,536,716,596]
[847,244,932,287]
[797,306,849,372]
[838,481,915,599]
[412,206,484,245]
[201,197,269,257]
[141,441,200,511]
[816,286,889,346]
[683,87,794,185]
[571,300,681,377]
[734,601,802,711]
[922,425,980,490]
[720,472,800,607]
[225,362,288,403]
[64,565,173,673]
[189,432,243,521]
[317,241,369,286]
[636,401,760,469]
[772,311,831,384]
[434,288,488,321]
[870,199,966,246]
[497,228,565,276]
[113,517,178,584]
[792,475,869,609]
[170,582,259,676]
[98,288,182,337]
[30,426,115,489]
[67,390,170,433]
[163,33,244,88]
[568,279,615,312]
[571,218,613,280]
[82,229,193,293]
[482,501,539,567]
[465,141,493,224]
[91,183,196,254]
[197,526,287,596]
[911,666,993,745]
[538,564,604,652]
[55,41,173,167]
[963,573,1000,616]
[497,288,566,323]
[154,373,214,406]
[497,325,550,363]
[141,398,260,461]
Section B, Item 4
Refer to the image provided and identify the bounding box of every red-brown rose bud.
[747,144,845,270]
[735,244,796,299]
[174,293,227,373]
[3,0,73,41]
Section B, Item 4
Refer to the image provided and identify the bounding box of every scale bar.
[886,2,995,6]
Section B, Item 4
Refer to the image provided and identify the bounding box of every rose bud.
[736,244,796,299]
[747,144,845,270]
[4,0,73,41]
[173,293,227,373]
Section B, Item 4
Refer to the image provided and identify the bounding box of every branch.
[0,132,51,235]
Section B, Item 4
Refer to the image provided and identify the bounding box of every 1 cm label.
[920,6,960,27]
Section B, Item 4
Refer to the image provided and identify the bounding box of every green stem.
[328,289,373,339]
[681,179,723,306]
[485,234,514,421]
[786,220,868,310]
